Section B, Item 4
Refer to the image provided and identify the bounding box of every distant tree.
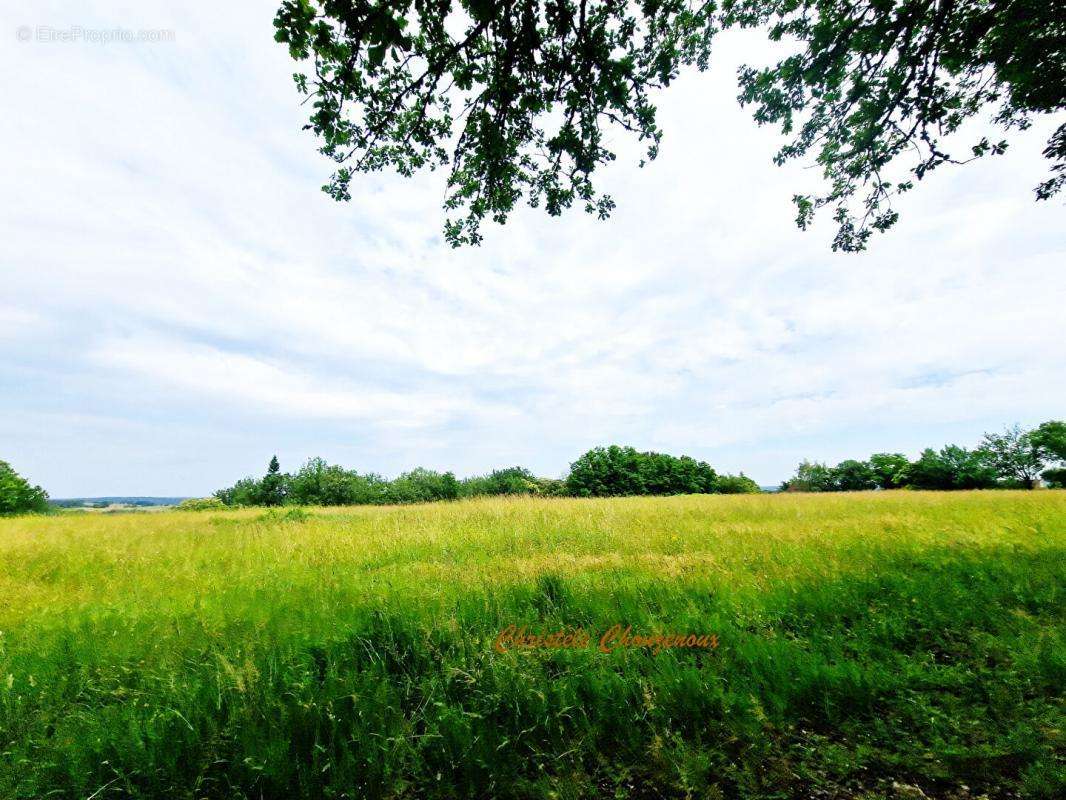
[1020,420,1065,488]
[644,453,719,495]
[216,458,463,507]
[350,472,394,504]
[461,467,540,497]
[566,446,644,498]
[1030,420,1066,463]
[868,453,911,490]
[566,446,717,497]
[0,460,50,515]
[260,455,287,507]
[1041,468,1066,489]
[214,457,290,507]
[979,425,1045,489]
[287,457,357,505]
[286,457,329,505]
[214,477,264,507]
[534,477,569,497]
[908,446,998,490]
[905,449,951,490]
[387,468,460,504]
[829,459,877,491]
[714,473,761,494]
[781,460,835,492]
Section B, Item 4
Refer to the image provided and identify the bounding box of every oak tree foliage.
[724,0,1066,250]
[275,0,1064,249]
[275,0,714,246]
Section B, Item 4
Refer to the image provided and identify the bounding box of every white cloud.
[1,3,1063,495]
[0,307,46,341]
[89,335,518,428]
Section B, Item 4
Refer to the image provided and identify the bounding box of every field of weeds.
[1,492,1063,799]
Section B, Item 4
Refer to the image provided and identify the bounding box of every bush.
[257,508,311,523]
[714,473,761,494]
[460,467,540,497]
[534,477,569,497]
[176,498,227,512]
[0,460,50,515]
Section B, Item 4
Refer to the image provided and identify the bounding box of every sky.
[2,2,1064,497]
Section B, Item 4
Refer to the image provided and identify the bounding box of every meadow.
[0,492,1063,799]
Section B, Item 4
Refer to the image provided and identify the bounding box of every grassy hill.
[1,492,1063,799]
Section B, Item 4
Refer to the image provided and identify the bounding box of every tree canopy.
[980,424,1045,489]
[0,460,50,515]
[275,0,1065,249]
[724,0,1065,250]
[1031,420,1066,462]
[565,445,720,497]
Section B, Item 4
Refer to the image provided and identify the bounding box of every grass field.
[1,492,1063,799]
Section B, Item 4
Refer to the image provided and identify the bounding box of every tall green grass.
[1,492,1063,799]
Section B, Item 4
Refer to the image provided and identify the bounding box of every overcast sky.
[3,2,1064,497]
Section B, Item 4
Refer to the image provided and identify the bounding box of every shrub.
[176,497,227,512]
[257,508,312,523]
[460,467,540,497]
[534,477,569,497]
[714,473,761,494]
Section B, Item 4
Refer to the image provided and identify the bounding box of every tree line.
[211,446,761,508]
[3,421,1063,515]
[781,421,1066,492]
